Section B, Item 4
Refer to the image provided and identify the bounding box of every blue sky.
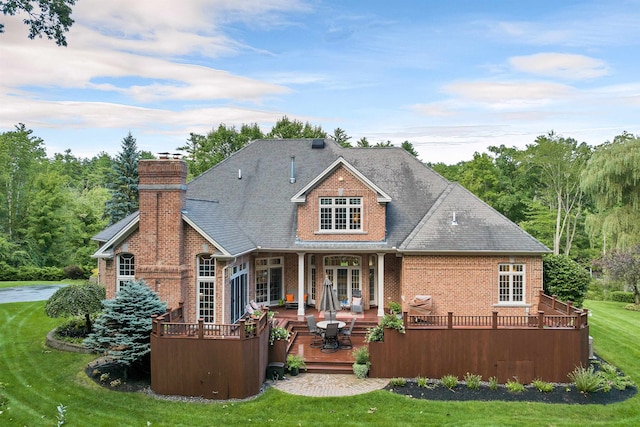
[1,0,639,164]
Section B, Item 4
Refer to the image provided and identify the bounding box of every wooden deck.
[273,306,379,373]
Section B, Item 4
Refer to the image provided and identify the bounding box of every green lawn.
[0,299,639,426]
[0,280,85,289]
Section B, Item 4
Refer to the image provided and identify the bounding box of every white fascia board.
[92,216,140,258]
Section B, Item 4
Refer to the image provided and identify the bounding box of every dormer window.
[320,197,362,231]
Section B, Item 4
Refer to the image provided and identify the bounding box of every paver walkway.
[270,373,389,397]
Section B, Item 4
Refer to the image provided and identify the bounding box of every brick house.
[92,138,550,323]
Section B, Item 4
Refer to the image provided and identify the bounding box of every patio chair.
[350,289,363,314]
[321,322,339,353]
[306,315,323,348]
[339,317,357,349]
[324,310,335,321]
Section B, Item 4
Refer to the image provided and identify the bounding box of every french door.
[324,256,361,303]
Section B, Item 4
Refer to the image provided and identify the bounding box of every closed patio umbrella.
[319,276,340,321]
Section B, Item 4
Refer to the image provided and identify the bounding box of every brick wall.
[297,165,386,242]
[401,255,543,316]
[135,159,188,308]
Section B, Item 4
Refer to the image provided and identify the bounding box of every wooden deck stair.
[284,319,378,374]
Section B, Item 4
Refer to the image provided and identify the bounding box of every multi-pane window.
[498,264,525,303]
[255,257,283,306]
[197,255,215,322]
[319,197,362,231]
[116,253,135,291]
[230,263,248,323]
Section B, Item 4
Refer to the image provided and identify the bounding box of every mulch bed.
[86,356,636,405]
[384,381,636,405]
[86,359,151,393]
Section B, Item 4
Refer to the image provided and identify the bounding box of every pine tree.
[83,280,166,375]
[104,132,140,225]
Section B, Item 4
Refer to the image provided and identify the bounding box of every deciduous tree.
[0,0,76,46]
[267,116,327,139]
[45,282,105,333]
[600,246,640,305]
[524,132,591,255]
[581,132,640,251]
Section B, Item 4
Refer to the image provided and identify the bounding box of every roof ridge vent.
[311,139,325,149]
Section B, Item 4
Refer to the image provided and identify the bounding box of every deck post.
[582,308,588,328]
[240,319,246,340]
[551,295,557,311]
[198,318,204,339]
[538,311,545,329]
[402,311,408,327]
[156,315,164,337]
[492,311,498,329]
[566,301,573,315]
[447,312,453,329]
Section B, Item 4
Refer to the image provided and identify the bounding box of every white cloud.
[509,53,609,80]
[443,80,575,109]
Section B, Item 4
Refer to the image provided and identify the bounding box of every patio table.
[316,320,346,330]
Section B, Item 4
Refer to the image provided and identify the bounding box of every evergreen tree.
[83,280,166,374]
[105,132,140,225]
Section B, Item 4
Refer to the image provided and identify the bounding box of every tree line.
[1,119,639,285]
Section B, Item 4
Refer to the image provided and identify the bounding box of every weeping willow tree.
[581,132,640,253]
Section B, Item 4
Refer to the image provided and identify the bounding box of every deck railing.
[407,308,587,329]
[151,303,270,340]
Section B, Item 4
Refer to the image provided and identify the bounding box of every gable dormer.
[291,157,391,242]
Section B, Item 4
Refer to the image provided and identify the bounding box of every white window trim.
[197,254,216,322]
[116,253,135,292]
[496,263,526,305]
[255,256,284,306]
[318,197,363,232]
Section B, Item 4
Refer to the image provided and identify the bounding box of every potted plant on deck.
[286,354,307,376]
[352,346,370,379]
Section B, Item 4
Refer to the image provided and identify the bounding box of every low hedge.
[610,291,635,303]
[0,264,92,281]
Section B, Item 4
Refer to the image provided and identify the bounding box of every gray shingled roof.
[183,199,255,256]
[399,183,550,253]
[185,138,549,255]
[92,212,138,243]
[93,138,550,256]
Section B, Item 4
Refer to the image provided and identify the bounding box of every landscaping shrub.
[543,254,591,307]
[54,317,92,341]
[505,377,525,393]
[569,365,601,393]
[64,264,87,280]
[415,376,430,388]
[463,372,482,390]
[488,376,498,390]
[441,374,458,390]
[610,291,635,303]
[531,378,554,393]
[597,363,635,391]
[389,377,406,387]
[0,265,66,281]
[585,280,604,300]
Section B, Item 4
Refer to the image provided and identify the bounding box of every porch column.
[377,252,385,317]
[297,252,306,316]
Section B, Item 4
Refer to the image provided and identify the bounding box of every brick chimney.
[136,158,188,307]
